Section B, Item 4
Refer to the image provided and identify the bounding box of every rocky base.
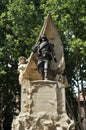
[12,112,75,130]
[12,80,75,130]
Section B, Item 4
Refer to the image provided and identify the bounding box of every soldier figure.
[32,34,57,80]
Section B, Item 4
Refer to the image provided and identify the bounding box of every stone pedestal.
[12,14,75,130]
[12,80,75,130]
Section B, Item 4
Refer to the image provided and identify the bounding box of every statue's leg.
[38,61,44,80]
[44,60,49,80]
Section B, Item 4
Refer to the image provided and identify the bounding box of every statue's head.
[41,34,48,42]
[18,56,27,65]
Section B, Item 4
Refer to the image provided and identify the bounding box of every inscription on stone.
[31,83,58,117]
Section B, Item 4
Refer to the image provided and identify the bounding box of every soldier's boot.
[45,73,48,80]
[41,72,44,80]
[44,69,48,80]
[39,68,44,80]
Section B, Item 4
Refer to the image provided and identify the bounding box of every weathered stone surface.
[18,56,41,84]
[21,80,30,113]
[30,81,58,117]
[12,80,75,130]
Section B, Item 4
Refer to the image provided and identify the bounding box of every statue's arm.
[32,44,38,53]
[32,42,40,53]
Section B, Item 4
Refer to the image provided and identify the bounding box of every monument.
[11,14,75,130]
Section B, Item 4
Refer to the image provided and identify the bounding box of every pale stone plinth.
[30,80,58,117]
[12,80,75,130]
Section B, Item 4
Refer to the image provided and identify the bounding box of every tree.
[0,0,86,129]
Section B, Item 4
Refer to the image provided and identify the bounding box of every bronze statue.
[32,34,57,80]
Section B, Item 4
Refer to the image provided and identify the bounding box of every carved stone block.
[30,81,58,118]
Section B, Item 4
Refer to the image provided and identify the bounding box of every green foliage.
[0,0,86,129]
